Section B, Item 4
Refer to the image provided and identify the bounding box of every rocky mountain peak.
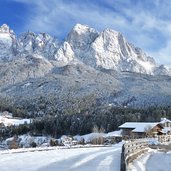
[17,31,60,59]
[0,24,10,33]
[71,23,98,36]
[0,24,15,36]
[67,24,99,51]
[154,64,171,76]
[0,24,16,61]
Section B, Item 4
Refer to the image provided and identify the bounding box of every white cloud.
[11,0,171,66]
[148,40,171,66]
[11,0,132,40]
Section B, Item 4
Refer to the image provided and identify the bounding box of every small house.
[104,130,122,143]
[159,118,171,135]
[160,118,171,128]
[119,122,163,139]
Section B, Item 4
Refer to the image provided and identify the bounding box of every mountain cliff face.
[0,24,16,61]
[1,23,171,114]
[67,24,157,74]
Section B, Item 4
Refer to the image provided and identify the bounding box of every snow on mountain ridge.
[0,23,170,76]
[0,24,16,61]
[67,23,99,54]
[73,26,156,74]
[66,24,158,75]
[0,24,14,35]
[1,24,171,113]
[18,31,61,60]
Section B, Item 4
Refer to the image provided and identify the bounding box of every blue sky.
[0,0,171,66]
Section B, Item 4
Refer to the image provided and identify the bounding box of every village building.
[104,130,122,143]
[119,118,171,139]
[159,118,171,134]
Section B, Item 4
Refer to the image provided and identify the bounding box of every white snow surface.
[104,130,122,138]
[0,143,122,171]
[0,113,31,126]
[18,135,50,148]
[0,117,31,127]
[160,117,171,124]
[119,122,158,133]
[81,133,105,143]
[127,151,151,171]
[0,33,12,40]
[128,150,171,171]
[146,152,171,171]
[74,130,122,143]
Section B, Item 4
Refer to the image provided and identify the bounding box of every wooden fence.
[157,135,171,143]
[120,139,149,171]
[120,135,171,171]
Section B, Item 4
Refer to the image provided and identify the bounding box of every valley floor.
[0,144,122,171]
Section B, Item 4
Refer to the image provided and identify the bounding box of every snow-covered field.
[0,112,31,126]
[127,152,151,171]
[146,152,171,171]
[0,144,122,171]
[128,150,171,171]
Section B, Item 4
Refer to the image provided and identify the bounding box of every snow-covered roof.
[74,131,122,143]
[81,133,105,143]
[119,122,159,133]
[104,130,122,137]
[161,127,171,134]
[160,118,171,124]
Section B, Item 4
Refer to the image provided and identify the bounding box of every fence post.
[120,144,126,171]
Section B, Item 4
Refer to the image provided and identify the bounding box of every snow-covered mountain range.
[1,23,171,112]
[1,23,170,75]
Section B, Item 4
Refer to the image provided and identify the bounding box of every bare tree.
[144,126,153,138]
[91,125,105,144]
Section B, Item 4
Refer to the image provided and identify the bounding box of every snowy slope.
[74,130,122,143]
[0,112,31,126]
[128,151,171,171]
[0,23,171,111]
[146,152,171,171]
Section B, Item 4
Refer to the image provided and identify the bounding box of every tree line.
[0,104,171,140]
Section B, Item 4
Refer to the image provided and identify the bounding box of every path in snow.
[0,144,122,171]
